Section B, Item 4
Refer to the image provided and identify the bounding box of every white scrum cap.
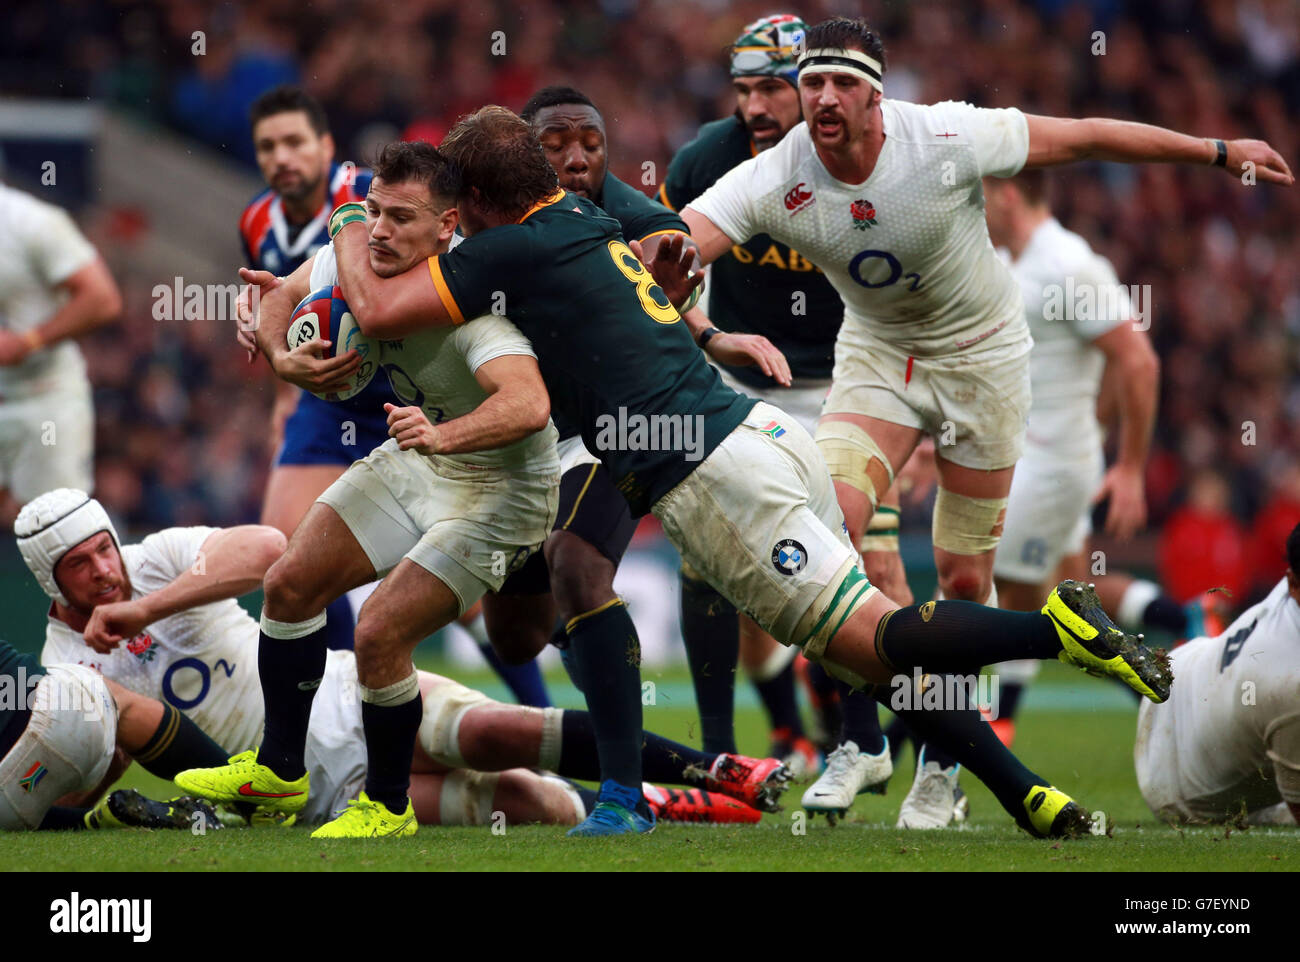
[14,488,120,606]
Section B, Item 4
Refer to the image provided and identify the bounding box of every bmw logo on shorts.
[771,539,808,575]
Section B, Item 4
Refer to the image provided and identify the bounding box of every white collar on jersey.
[269,165,354,259]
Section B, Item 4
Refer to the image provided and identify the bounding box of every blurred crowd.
[5,0,1299,604]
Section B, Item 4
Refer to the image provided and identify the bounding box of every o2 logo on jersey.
[771,539,808,576]
[848,249,923,292]
[162,658,236,710]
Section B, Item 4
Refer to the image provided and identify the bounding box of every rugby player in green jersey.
[307,106,1175,839]
[477,86,791,823]
[661,14,905,808]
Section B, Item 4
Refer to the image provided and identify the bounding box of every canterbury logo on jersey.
[784,182,815,214]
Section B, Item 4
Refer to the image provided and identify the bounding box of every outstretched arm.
[334,218,455,337]
[1023,115,1293,185]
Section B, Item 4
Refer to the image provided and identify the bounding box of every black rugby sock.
[837,681,885,754]
[679,572,739,754]
[873,681,1043,820]
[556,711,715,785]
[360,675,423,816]
[257,621,328,781]
[753,662,805,739]
[565,600,645,797]
[132,702,230,779]
[876,602,1061,675]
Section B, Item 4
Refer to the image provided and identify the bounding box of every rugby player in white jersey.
[282,104,1198,840]
[175,143,787,835]
[658,14,1292,828]
[1134,524,1300,826]
[982,171,1163,744]
[0,183,121,519]
[19,489,788,828]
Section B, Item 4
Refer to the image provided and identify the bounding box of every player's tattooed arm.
[385,354,550,455]
[334,218,455,337]
[82,526,287,651]
[1022,115,1294,185]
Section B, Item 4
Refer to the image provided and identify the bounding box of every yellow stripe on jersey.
[519,189,567,223]
[638,228,687,245]
[565,597,626,635]
[657,183,677,212]
[427,256,466,325]
[560,464,600,531]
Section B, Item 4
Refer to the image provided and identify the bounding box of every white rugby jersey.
[41,527,265,752]
[311,244,556,469]
[1006,218,1130,455]
[690,100,1032,359]
[1146,579,1300,818]
[0,185,97,398]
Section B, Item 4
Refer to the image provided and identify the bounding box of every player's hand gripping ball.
[286,286,379,401]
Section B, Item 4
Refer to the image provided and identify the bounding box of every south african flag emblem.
[760,420,786,439]
[19,762,47,794]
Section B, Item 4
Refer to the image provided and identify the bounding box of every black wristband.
[697,326,722,349]
[1213,138,1228,168]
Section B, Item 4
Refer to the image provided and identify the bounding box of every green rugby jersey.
[660,116,843,389]
[429,190,756,516]
[547,171,688,442]
[0,641,45,759]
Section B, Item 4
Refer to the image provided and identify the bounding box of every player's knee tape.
[259,609,327,640]
[815,421,894,508]
[932,488,1008,556]
[859,505,901,553]
[438,770,500,826]
[360,671,419,706]
[418,680,495,769]
[792,558,879,669]
[537,707,564,772]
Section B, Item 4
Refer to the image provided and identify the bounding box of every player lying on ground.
[17,489,789,828]
[0,632,227,831]
[652,16,1292,829]
[1132,523,1300,827]
[245,112,1176,839]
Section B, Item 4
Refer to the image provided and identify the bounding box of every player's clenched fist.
[385,402,443,455]
[83,599,152,654]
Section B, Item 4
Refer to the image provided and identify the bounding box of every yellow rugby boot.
[1019,785,1094,839]
[310,792,417,839]
[1043,580,1173,703]
[174,749,309,817]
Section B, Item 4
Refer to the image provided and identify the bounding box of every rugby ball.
[286,285,378,402]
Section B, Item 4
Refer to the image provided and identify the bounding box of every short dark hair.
[440,106,559,219]
[1288,522,1300,574]
[803,17,887,75]
[520,86,599,124]
[249,85,329,136]
[372,141,459,205]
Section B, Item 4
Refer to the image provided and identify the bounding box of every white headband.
[797,47,884,93]
[14,489,120,606]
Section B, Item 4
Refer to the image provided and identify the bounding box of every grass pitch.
[0,660,1293,872]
